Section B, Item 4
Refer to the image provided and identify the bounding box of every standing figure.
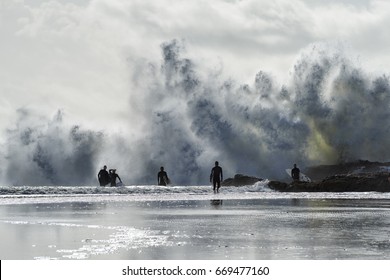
[291,164,300,182]
[109,169,122,187]
[157,166,170,186]
[210,161,223,193]
[98,165,110,186]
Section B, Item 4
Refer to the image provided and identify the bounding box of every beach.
[1,186,390,260]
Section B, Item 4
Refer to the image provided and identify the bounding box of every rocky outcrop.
[221,161,390,191]
[268,172,390,192]
[305,160,390,181]
[222,174,262,186]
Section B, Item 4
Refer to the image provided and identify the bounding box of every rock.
[319,172,390,192]
[305,160,390,181]
[222,174,262,186]
[269,172,390,192]
[268,181,289,191]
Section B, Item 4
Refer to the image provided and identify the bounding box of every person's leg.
[216,180,221,193]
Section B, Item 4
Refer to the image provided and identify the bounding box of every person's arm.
[221,168,223,181]
[210,168,213,182]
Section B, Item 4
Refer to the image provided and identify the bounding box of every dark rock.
[268,181,289,191]
[269,172,390,192]
[222,174,262,186]
[305,160,390,181]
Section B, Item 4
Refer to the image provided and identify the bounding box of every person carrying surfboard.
[210,161,223,193]
[98,165,110,186]
[157,166,170,186]
[291,164,300,182]
[109,169,122,187]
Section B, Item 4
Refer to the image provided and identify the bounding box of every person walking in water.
[157,166,170,186]
[98,165,110,186]
[109,169,122,187]
[210,161,223,193]
[291,164,300,182]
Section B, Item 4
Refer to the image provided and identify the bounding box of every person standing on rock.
[210,161,223,193]
[291,164,300,182]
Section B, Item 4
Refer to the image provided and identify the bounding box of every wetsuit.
[109,170,121,187]
[98,169,110,186]
[291,167,300,181]
[210,166,223,193]
[158,171,169,186]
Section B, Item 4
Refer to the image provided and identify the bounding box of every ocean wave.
[0,180,271,197]
[3,180,390,206]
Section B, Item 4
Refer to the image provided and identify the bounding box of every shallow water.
[1,186,390,260]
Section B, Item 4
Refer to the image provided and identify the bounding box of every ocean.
[1,182,390,260]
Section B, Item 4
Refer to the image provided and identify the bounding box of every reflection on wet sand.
[1,198,390,259]
[210,200,223,208]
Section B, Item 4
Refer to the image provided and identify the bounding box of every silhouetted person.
[210,161,223,193]
[109,169,122,187]
[157,166,170,186]
[98,165,110,186]
[291,164,300,182]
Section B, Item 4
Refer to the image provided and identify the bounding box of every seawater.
[1,184,390,260]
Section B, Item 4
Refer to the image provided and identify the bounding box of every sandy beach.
[1,190,390,260]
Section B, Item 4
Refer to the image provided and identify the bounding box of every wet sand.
[1,197,390,259]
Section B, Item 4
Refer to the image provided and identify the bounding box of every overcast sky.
[1,0,390,134]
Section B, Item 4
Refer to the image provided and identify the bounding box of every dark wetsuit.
[291,167,300,181]
[109,170,121,187]
[157,171,169,186]
[98,169,110,186]
[210,166,223,193]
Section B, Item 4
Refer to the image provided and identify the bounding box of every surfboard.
[285,168,312,182]
[163,176,171,185]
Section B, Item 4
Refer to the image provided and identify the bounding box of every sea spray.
[3,110,104,186]
[2,41,390,185]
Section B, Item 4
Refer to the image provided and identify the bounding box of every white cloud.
[2,0,390,129]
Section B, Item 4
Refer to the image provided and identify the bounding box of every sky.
[1,0,390,185]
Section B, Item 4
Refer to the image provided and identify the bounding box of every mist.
[3,110,104,185]
[1,40,390,186]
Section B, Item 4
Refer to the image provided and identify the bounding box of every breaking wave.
[0,180,271,197]
[2,41,390,185]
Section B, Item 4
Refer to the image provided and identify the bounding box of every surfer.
[157,166,170,186]
[109,169,122,187]
[97,165,110,186]
[291,164,300,182]
[210,161,223,193]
